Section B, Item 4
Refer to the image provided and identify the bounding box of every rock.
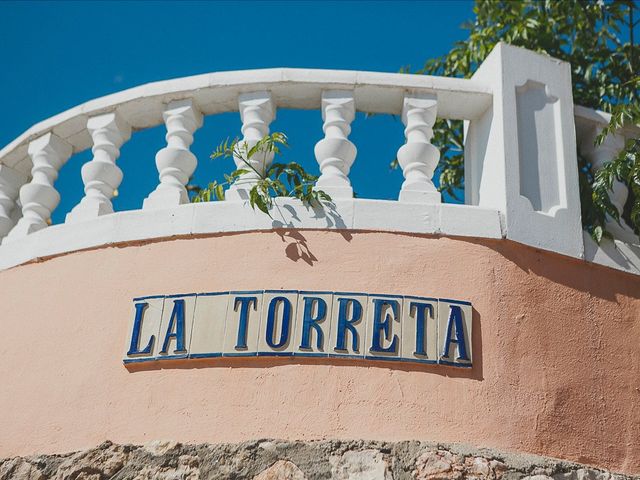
[572,469,610,480]
[259,442,278,454]
[254,460,306,480]
[0,440,633,480]
[490,459,509,479]
[414,450,459,480]
[330,449,392,480]
[0,459,45,480]
[501,473,525,480]
[467,457,491,477]
[144,440,180,456]
[52,442,127,480]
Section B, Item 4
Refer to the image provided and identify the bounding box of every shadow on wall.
[464,237,640,302]
[271,201,353,266]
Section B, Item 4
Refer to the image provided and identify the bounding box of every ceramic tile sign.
[124,290,473,368]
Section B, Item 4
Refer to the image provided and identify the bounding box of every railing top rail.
[0,68,493,172]
[574,104,640,138]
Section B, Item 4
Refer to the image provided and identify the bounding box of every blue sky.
[0,1,474,224]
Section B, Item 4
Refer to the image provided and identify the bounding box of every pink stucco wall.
[0,230,638,473]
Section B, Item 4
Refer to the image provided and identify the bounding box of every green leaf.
[593,225,603,243]
[215,184,225,200]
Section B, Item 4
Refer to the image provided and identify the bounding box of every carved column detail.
[66,113,131,223]
[313,90,357,199]
[397,94,441,203]
[143,99,203,209]
[225,92,275,201]
[581,128,636,243]
[3,133,72,242]
[0,166,28,239]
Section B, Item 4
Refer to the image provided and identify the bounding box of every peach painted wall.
[0,231,638,473]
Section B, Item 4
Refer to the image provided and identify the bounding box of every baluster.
[313,90,357,199]
[143,99,202,209]
[225,92,275,201]
[66,113,131,223]
[3,133,72,243]
[581,128,637,243]
[9,197,22,225]
[397,94,441,203]
[0,166,28,239]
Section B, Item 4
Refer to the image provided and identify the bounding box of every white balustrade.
[0,61,637,274]
[580,128,637,243]
[397,94,441,203]
[66,113,131,223]
[143,100,203,209]
[314,91,357,199]
[9,198,22,225]
[0,166,27,239]
[3,133,72,243]
[225,92,275,201]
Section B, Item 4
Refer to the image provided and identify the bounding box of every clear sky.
[0,0,474,224]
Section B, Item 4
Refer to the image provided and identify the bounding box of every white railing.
[574,106,640,274]
[0,42,637,275]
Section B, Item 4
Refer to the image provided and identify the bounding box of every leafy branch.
[191,132,331,216]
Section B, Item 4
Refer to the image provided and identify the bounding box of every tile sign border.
[123,290,473,368]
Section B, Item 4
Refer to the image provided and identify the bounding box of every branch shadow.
[270,200,353,266]
[276,229,318,266]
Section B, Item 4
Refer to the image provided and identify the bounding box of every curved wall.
[0,230,638,474]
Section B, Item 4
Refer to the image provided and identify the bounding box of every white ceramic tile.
[328,292,368,357]
[223,291,264,356]
[401,296,438,364]
[438,299,473,367]
[189,292,230,359]
[293,291,334,357]
[156,294,197,360]
[123,296,165,363]
[364,294,403,360]
[257,290,299,355]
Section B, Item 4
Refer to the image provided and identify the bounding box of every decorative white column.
[66,113,131,223]
[143,99,203,209]
[467,43,583,259]
[0,166,28,239]
[313,91,357,199]
[225,92,275,201]
[581,128,637,243]
[397,94,441,203]
[3,133,72,243]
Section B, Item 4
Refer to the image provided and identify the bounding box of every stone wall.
[1,440,636,480]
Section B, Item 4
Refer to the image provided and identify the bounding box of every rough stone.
[414,450,455,479]
[0,440,636,480]
[330,449,392,480]
[254,460,306,480]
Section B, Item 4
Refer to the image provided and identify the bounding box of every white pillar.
[225,92,275,201]
[313,90,357,199]
[66,112,131,223]
[397,94,441,203]
[0,165,28,239]
[3,133,72,243]
[466,42,583,258]
[143,99,202,209]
